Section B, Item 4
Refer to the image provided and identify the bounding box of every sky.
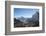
[14,8,39,18]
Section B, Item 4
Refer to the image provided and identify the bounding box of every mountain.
[14,12,39,23]
[16,12,39,23]
[32,12,39,22]
[14,12,39,27]
[16,16,25,22]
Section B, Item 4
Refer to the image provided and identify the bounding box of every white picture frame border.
[11,5,42,32]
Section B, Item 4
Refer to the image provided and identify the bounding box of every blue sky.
[14,8,39,18]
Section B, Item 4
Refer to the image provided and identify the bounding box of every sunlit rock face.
[32,12,39,21]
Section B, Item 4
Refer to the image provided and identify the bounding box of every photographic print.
[14,8,39,27]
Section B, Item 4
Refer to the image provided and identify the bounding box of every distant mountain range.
[14,12,39,27]
[15,12,39,23]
